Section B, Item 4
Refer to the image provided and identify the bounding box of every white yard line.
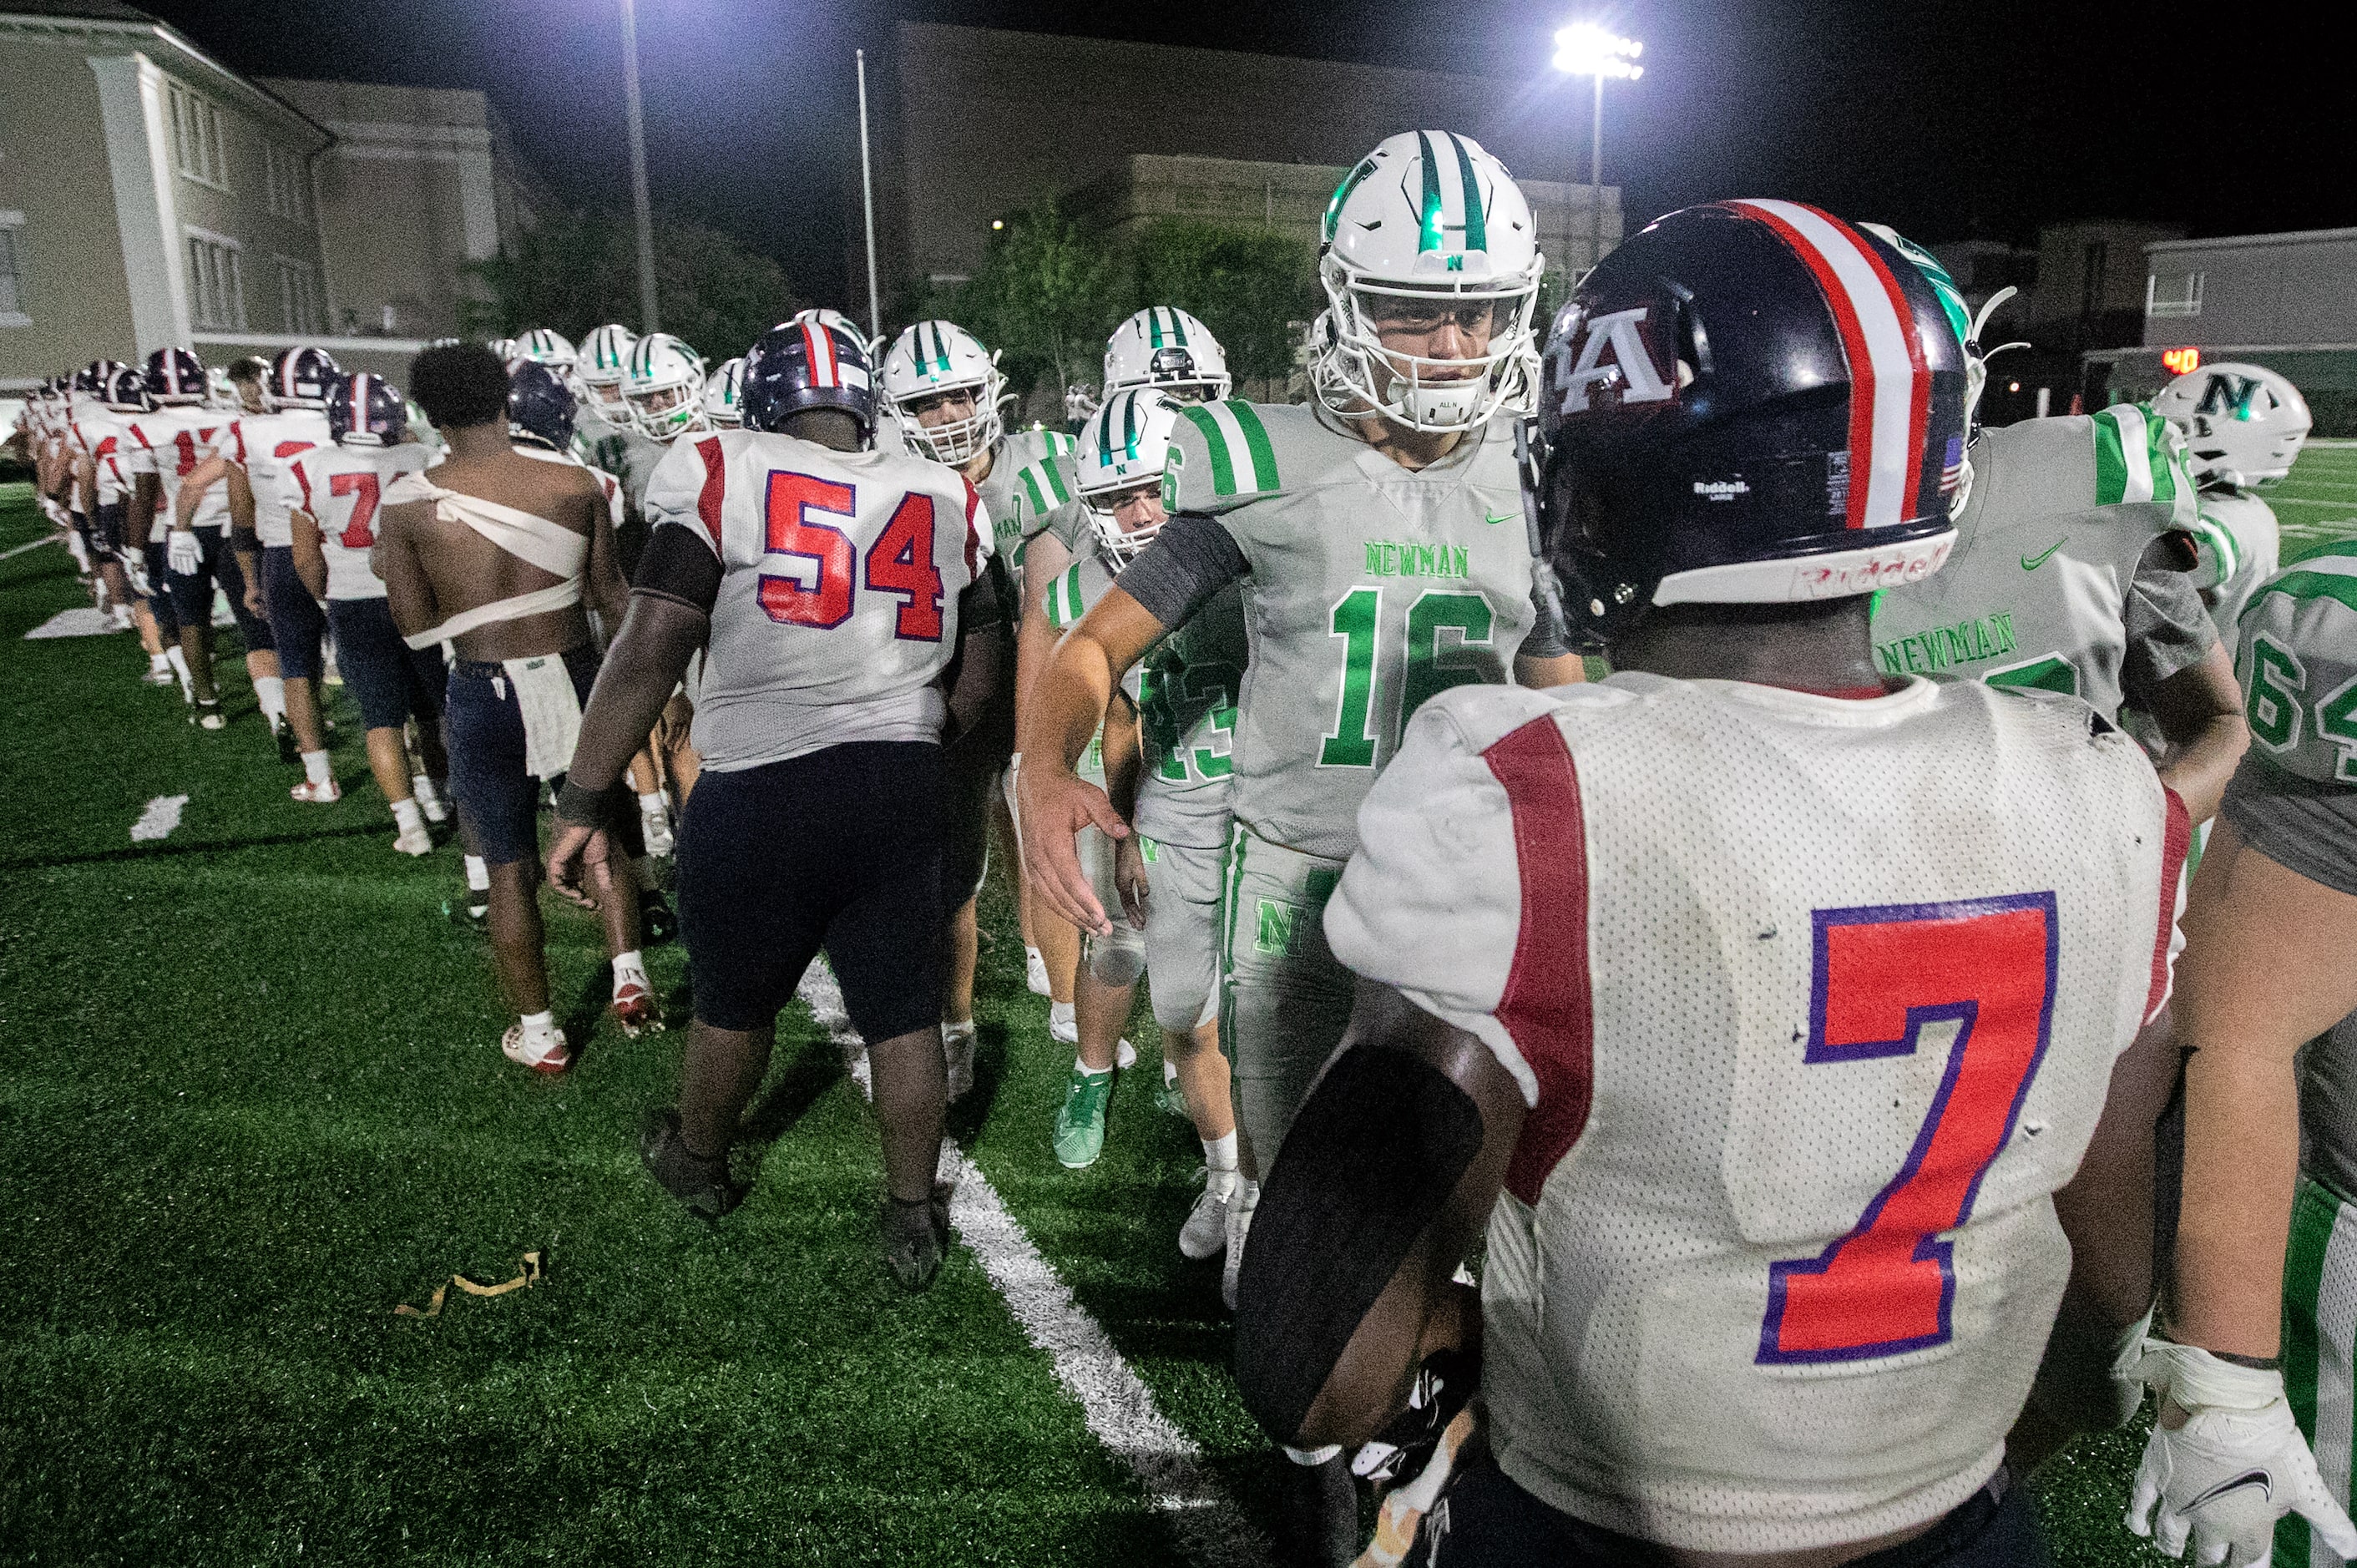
[0,533,63,561]
[801,965,1272,1568]
[129,794,188,842]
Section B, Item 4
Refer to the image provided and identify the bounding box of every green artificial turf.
[5,452,2354,1566]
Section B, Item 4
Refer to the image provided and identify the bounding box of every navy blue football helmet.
[144,346,207,406]
[507,358,578,451]
[1523,200,1968,650]
[76,358,128,395]
[329,372,407,448]
[269,346,341,410]
[103,365,154,413]
[741,319,876,442]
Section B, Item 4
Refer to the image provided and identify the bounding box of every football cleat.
[501,1021,571,1076]
[290,777,341,804]
[637,891,677,946]
[1222,1178,1260,1312]
[392,822,433,857]
[1351,1347,1479,1487]
[140,665,176,687]
[1180,1166,1236,1261]
[943,1019,977,1102]
[1153,1057,1190,1119]
[192,700,226,731]
[1025,947,1052,996]
[443,896,488,929]
[611,978,664,1038]
[639,1109,745,1220]
[1053,1065,1113,1170]
[882,1185,953,1292]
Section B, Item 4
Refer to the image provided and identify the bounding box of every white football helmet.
[1075,387,1182,568]
[701,356,746,427]
[1103,307,1232,404]
[575,323,638,419]
[487,337,518,362]
[2152,362,2313,488]
[1314,131,1545,433]
[623,332,707,440]
[881,320,1005,464]
[514,328,576,373]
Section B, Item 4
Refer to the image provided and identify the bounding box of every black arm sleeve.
[1520,581,1570,660]
[1116,512,1249,630]
[632,523,723,615]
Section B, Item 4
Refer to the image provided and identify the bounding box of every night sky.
[141,0,2354,309]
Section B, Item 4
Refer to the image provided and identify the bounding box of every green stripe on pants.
[2279,1172,2357,1566]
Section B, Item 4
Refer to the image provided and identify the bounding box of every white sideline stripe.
[799,965,1272,1568]
[130,793,188,842]
[25,605,123,639]
[0,533,63,561]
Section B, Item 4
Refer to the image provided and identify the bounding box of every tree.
[951,200,1127,410]
[1130,220,1321,392]
[464,208,797,362]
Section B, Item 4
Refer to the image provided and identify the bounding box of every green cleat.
[1053,1065,1115,1169]
[1152,1059,1190,1120]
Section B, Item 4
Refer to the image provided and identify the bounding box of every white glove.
[126,556,154,597]
[2126,1340,2357,1568]
[166,529,201,576]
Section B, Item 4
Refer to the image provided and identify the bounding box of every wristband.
[553,776,625,830]
[2137,1338,2285,1411]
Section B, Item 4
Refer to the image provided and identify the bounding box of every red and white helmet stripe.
[1722,200,1930,533]
[801,319,841,388]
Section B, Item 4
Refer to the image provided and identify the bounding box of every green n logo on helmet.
[2197,373,2262,420]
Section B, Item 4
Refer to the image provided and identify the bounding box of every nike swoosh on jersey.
[2020,538,2068,571]
[2174,1469,2273,1517]
[1484,511,1515,527]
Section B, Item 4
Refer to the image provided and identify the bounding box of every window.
[2147,270,2206,319]
[0,212,26,324]
[167,82,229,189]
[274,257,320,334]
[185,231,245,330]
[264,144,311,225]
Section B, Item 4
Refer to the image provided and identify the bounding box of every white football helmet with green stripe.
[1315,130,1544,433]
[881,320,1004,464]
[576,324,638,418]
[514,328,576,373]
[2152,362,2312,488]
[623,332,707,440]
[1103,308,1231,404]
[701,356,746,427]
[1077,388,1181,567]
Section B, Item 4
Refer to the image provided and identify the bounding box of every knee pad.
[1085,926,1147,988]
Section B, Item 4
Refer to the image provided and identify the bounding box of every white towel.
[503,654,584,781]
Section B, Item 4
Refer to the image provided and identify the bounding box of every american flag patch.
[1939,435,1965,497]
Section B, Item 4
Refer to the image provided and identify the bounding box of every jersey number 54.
[757,470,944,641]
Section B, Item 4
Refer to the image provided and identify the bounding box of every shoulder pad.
[1166,400,1283,512]
[2089,402,2197,524]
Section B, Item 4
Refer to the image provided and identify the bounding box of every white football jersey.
[288,443,433,600]
[124,406,234,539]
[71,411,137,508]
[641,429,992,771]
[1328,673,2188,1553]
[2193,488,2281,644]
[226,411,331,548]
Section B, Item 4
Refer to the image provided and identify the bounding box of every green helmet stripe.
[1120,391,1140,461]
[1097,402,1116,465]
[1147,311,1165,350]
[1448,133,1487,253]
[1167,310,1186,348]
[1415,131,1445,254]
[1323,156,1378,245]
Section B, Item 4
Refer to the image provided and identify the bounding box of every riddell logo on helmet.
[1693,479,1750,500]
[1788,536,1955,599]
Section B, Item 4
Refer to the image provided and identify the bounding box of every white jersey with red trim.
[641,428,993,771]
[123,406,233,538]
[288,443,433,600]
[1327,672,2186,1553]
[69,410,137,508]
[226,410,330,547]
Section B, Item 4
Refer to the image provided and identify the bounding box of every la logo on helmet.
[1558,306,1675,414]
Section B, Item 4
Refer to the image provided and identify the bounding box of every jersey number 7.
[1758,893,2058,1364]
[757,470,943,640]
[329,471,380,550]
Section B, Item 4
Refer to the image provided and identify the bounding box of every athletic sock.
[1050,999,1075,1034]
[253,675,286,726]
[411,774,439,804]
[1074,1054,1110,1077]
[164,645,192,696]
[518,1009,559,1045]
[148,652,171,675]
[301,750,331,787]
[390,797,424,834]
[1026,944,1044,968]
[638,790,666,816]
[464,854,491,893]
[1202,1130,1239,1172]
[612,949,649,994]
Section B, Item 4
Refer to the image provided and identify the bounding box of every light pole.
[1551,23,1642,281]
[857,49,882,345]
[619,0,660,335]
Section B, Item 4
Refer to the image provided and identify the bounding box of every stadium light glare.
[1554,23,1644,79]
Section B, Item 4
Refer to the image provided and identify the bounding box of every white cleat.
[1221,1178,1260,1311]
[1181,1166,1237,1261]
[393,822,434,857]
[1025,948,1051,997]
[943,1020,977,1101]
[1115,1037,1137,1070]
[641,806,675,857]
[501,1022,571,1076]
[290,777,341,804]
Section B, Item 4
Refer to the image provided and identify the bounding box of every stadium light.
[1553,23,1644,281]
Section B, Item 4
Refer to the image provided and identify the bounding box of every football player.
[701,356,746,429]
[2152,362,2311,640]
[2141,558,2357,1568]
[286,374,448,848]
[544,318,1003,1292]
[1019,130,1585,1557]
[125,348,277,731]
[73,367,182,686]
[881,318,1049,1055]
[573,323,664,498]
[621,332,708,444]
[374,344,655,1072]
[1100,306,1232,406]
[216,346,339,775]
[1235,200,2189,1568]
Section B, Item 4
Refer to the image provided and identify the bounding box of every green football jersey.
[1872,404,2198,722]
[1165,399,1545,860]
[2191,488,2280,645]
[1136,582,1246,851]
[1039,542,1143,783]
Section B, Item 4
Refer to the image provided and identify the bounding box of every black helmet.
[269,345,341,409]
[741,318,876,442]
[1524,200,1967,650]
[506,358,577,451]
[328,372,407,448]
[144,346,208,406]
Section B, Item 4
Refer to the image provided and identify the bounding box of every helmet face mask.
[622,333,708,440]
[881,321,1004,463]
[575,324,639,417]
[1076,388,1182,568]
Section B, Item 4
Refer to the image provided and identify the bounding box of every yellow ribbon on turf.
[394,1251,545,1318]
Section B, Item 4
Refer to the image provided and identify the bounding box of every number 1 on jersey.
[1759,893,2057,1364]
